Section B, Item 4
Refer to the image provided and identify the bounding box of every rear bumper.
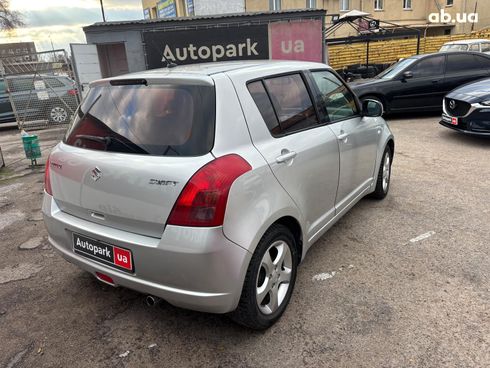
[42,193,252,313]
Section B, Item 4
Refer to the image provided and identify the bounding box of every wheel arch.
[271,216,303,265]
[386,138,395,160]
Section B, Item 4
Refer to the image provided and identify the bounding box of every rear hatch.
[48,76,216,238]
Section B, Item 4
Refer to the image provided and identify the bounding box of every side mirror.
[362,99,384,117]
[402,71,413,80]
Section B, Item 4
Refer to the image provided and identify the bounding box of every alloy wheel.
[256,240,293,315]
[50,106,68,123]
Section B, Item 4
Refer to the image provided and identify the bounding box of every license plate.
[442,114,458,125]
[73,233,134,273]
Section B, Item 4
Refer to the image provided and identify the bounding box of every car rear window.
[64,82,215,157]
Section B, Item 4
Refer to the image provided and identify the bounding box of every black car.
[349,51,490,114]
[440,78,490,136]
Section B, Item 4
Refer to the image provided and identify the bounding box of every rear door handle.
[276,150,297,163]
[432,80,439,84]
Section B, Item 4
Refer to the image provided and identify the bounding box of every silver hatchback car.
[43,61,394,329]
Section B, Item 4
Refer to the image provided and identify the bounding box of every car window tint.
[247,81,280,135]
[474,55,490,69]
[469,44,480,51]
[65,83,216,157]
[446,54,488,72]
[263,74,318,135]
[482,43,490,52]
[311,70,358,122]
[409,56,445,77]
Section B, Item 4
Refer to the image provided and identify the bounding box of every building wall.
[246,0,327,12]
[245,0,490,36]
[142,0,188,18]
[139,1,490,35]
[142,0,245,18]
[195,0,245,15]
[85,31,147,73]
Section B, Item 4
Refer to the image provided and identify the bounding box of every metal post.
[322,13,326,64]
[100,0,106,22]
[416,31,421,55]
[366,40,370,67]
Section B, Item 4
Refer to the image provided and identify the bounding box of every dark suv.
[0,75,78,125]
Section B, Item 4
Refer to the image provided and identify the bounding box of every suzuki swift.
[43,61,394,329]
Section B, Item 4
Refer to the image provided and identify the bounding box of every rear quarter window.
[446,54,488,72]
[64,82,215,157]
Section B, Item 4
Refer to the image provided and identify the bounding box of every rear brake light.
[44,156,53,195]
[167,154,252,227]
[67,89,77,96]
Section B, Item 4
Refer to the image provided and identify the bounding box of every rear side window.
[65,82,215,157]
[469,44,480,52]
[482,43,490,52]
[409,56,445,77]
[446,54,487,72]
[11,79,34,92]
[264,74,318,135]
[248,74,318,136]
[248,81,280,135]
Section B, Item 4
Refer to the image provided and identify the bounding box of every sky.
[0,0,143,52]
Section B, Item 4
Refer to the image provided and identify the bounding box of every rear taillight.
[167,154,252,227]
[44,156,52,195]
[68,89,77,96]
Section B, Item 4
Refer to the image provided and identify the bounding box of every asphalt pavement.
[0,115,488,368]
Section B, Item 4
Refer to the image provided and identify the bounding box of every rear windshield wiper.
[74,134,147,154]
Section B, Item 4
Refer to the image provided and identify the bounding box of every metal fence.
[0,49,81,131]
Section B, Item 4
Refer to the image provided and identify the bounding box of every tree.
[0,0,23,31]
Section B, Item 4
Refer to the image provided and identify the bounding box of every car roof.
[106,60,329,81]
[408,51,490,59]
[443,39,490,45]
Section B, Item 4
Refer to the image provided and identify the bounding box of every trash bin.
[22,135,41,165]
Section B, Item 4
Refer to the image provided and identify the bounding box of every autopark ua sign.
[143,25,269,67]
[143,19,323,68]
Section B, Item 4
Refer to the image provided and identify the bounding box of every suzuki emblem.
[91,167,102,182]
[449,100,456,110]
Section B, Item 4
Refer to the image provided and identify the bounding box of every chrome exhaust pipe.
[145,295,161,307]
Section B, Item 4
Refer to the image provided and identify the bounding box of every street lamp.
[100,0,106,22]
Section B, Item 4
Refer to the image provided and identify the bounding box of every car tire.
[361,95,386,114]
[48,105,69,124]
[370,146,392,200]
[230,224,298,330]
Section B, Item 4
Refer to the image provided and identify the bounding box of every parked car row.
[350,51,490,136]
[0,75,78,126]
